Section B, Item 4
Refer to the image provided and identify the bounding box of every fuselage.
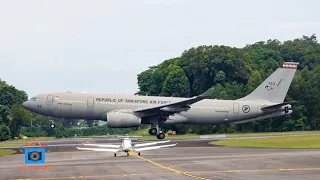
[22,92,289,125]
[121,138,132,152]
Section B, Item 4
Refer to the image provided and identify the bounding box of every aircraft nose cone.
[22,101,31,110]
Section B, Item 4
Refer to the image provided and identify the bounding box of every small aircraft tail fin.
[237,62,299,103]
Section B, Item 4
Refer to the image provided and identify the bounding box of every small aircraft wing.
[76,147,120,152]
[134,143,177,152]
[133,88,213,113]
[133,140,171,148]
[82,143,121,148]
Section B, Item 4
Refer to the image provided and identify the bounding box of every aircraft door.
[46,95,54,105]
[233,103,239,121]
[87,97,94,107]
[86,97,95,119]
[45,95,55,114]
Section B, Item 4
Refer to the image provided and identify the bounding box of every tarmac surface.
[0,138,320,180]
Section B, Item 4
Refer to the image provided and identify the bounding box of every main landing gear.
[148,125,165,140]
[113,152,140,157]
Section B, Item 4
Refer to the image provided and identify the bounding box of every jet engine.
[106,112,141,128]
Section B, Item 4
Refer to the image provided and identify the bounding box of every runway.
[1,138,320,180]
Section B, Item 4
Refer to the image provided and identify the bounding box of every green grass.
[0,149,16,157]
[6,137,56,142]
[140,134,200,141]
[226,131,320,138]
[210,136,320,148]
[0,143,24,147]
[129,127,320,141]
[128,127,150,136]
[128,127,200,140]
[0,137,56,147]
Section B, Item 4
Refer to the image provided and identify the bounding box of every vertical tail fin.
[238,62,299,103]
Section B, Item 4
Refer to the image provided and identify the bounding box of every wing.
[82,143,121,148]
[134,143,177,152]
[261,101,297,111]
[76,147,120,152]
[133,88,213,114]
[133,140,171,148]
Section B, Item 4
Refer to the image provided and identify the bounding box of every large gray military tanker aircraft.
[22,62,299,139]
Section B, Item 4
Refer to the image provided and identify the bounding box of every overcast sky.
[0,0,319,98]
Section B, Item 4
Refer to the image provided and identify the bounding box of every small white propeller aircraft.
[76,137,177,156]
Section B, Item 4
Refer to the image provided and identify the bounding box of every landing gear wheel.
[156,132,165,139]
[114,153,116,157]
[285,106,289,113]
[50,124,55,129]
[138,152,141,156]
[149,128,157,135]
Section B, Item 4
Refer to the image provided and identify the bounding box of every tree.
[0,125,10,141]
[0,81,28,107]
[9,105,32,138]
[0,105,11,126]
[162,64,190,97]
[135,34,320,134]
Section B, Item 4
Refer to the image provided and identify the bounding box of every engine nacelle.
[106,112,141,128]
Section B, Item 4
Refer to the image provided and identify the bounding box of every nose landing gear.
[285,106,289,114]
[49,119,55,129]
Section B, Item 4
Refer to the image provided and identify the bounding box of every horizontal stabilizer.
[134,143,177,152]
[261,101,297,111]
[82,143,120,148]
[76,147,119,152]
[133,140,171,148]
[231,110,292,124]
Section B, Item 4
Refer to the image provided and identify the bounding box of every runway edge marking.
[130,152,211,180]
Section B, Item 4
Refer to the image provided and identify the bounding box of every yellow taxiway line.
[130,152,211,180]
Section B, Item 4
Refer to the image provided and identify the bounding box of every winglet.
[200,88,213,98]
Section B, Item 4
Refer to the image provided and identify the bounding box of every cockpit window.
[30,97,38,101]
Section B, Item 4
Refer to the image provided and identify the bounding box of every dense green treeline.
[136,34,320,134]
